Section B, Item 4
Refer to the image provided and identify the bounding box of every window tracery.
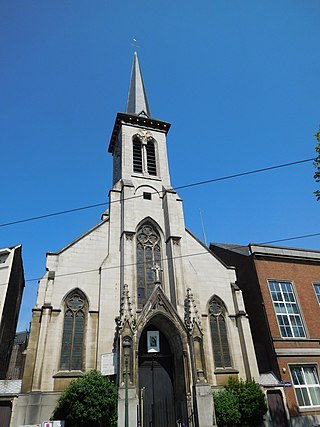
[209,299,232,368]
[136,223,162,308]
[60,291,86,371]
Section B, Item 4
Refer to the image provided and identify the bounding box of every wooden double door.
[138,326,187,427]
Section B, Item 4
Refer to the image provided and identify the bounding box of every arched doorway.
[138,322,188,427]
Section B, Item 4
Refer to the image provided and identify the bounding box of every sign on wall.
[147,331,160,353]
[20,423,64,427]
[42,422,64,427]
[101,352,118,375]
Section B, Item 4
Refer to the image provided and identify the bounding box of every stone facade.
[14,54,259,427]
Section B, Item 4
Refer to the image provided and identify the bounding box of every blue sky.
[1,1,320,331]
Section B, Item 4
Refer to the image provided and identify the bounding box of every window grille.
[132,137,157,176]
[133,138,143,173]
[146,141,157,175]
[60,292,86,371]
[209,300,232,368]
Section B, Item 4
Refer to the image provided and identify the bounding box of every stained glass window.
[209,300,232,368]
[60,292,86,371]
[136,224,162,308]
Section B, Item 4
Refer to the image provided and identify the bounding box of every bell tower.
[108,52,172,189]
[107,54,193,427]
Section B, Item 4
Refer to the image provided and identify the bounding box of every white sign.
[41,422,64,427]
[20,423,64,427]
[101,352,118,375]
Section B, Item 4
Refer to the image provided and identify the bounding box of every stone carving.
[152,263,163,285]
[136,129,153,145]
[124,231,135,241]
[184,288,202,333]
[184,288,207,383]
[151,292,167,312]
[118,284,135,332]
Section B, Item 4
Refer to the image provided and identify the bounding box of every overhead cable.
[0,157,315,229]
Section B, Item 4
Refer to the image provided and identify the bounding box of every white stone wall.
[18,116,260,427]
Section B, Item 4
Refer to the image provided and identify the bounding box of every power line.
[20,229,320,285]
[0,157,315,229]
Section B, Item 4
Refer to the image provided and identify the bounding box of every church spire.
[126,52,151,117]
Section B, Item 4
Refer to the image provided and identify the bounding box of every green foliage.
[213,377,267,427]
[51,370,117,427]
[314,128,320,201]
[213,388,241,427]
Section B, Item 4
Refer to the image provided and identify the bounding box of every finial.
[131,38,140,50]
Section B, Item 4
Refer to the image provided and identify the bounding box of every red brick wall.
[254,259,320,338]
[255,258,320,416]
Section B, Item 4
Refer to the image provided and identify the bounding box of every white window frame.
[290,365,320,408]
[268,280,305,338]
[313,283,320,304]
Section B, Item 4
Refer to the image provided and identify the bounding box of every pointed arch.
[60,289,88,371]
[209,296,232,369]
[136,219,163,309]
[133,136,143,173]
[132,131,158,176]
[146,140,157,175]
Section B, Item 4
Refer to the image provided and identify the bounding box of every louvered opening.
[146,141,157,175]
[133,139,143,173]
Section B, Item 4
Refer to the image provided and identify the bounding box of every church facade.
[15,54,259,427]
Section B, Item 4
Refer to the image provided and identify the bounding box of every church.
[15,53,259,427]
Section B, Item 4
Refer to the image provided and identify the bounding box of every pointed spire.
[126,52,151,117]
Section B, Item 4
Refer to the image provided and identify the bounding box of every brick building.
[210,242,320,427]
[6,331,29,380]
[0,245,25,427]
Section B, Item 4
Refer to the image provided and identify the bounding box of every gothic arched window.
[133,138,143,173]
[209,299,232,369]
[60,291,87,371]
[146,141,157,175]
[136,223,162,308]
[132,136,157,176]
